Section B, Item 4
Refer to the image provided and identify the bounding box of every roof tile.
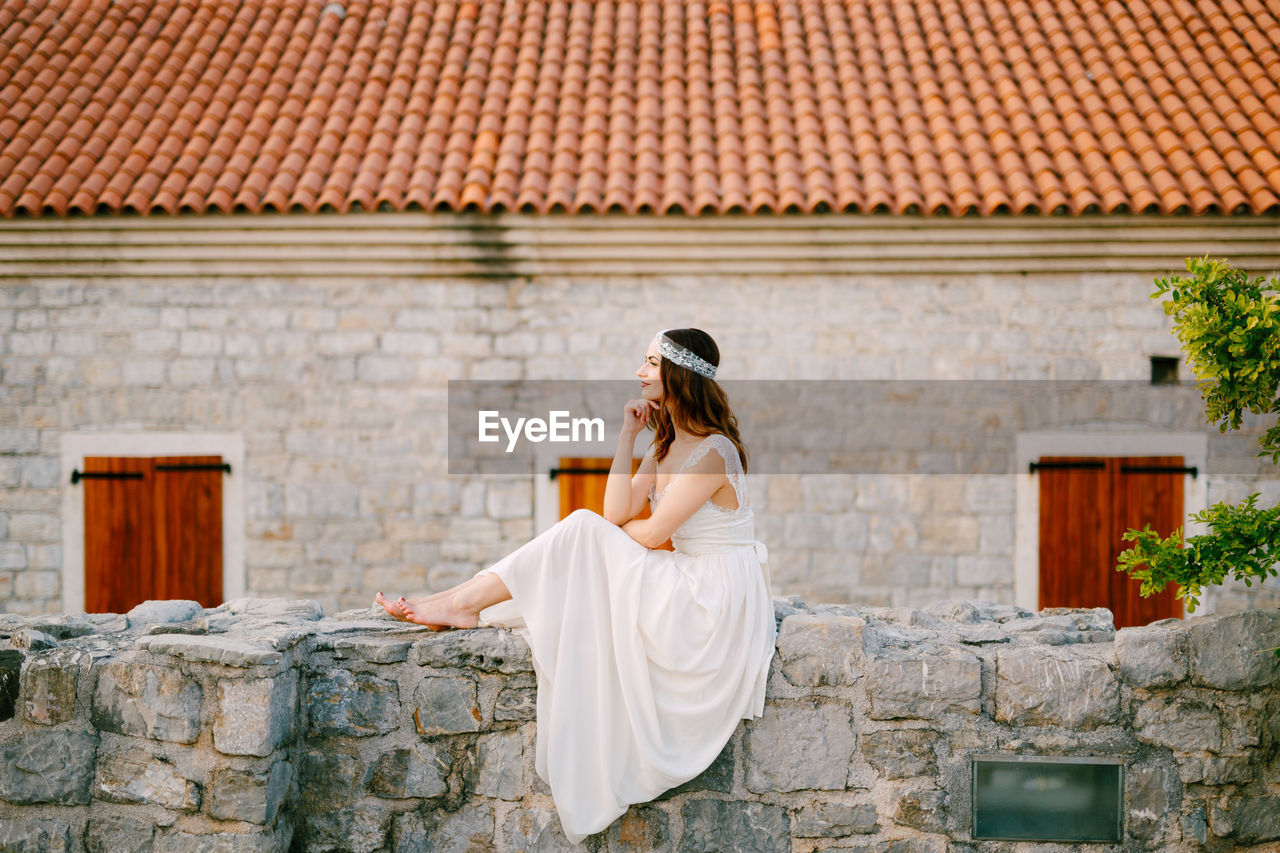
[4,0,1280,216]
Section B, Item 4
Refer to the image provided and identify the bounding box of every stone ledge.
[1,598,1277,852]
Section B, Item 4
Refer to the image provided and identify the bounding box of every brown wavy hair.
[649,328,748,472]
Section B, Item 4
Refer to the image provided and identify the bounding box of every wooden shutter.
[84,455,224,613]
[558,457,673,550]
[1038,456,1184,628]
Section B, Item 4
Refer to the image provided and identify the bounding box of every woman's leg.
[397,572,512,629]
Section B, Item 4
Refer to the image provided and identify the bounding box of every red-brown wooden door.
[84,455,224,613]
[557,457,673,550]
[1038,456,1185,628]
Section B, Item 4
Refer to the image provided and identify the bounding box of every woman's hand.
[622,398,659,436]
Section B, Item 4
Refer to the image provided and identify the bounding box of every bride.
[377,328,777,844]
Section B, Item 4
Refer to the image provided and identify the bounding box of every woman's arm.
[621,448,727,548]
[602,399,659,526]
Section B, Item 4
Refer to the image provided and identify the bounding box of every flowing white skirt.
[477,508,776,843]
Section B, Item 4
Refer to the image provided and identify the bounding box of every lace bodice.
[647,434,749,514]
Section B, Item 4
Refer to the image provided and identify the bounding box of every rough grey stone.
[0,819,73,853]
[602,805,669,852]
[657,738,734,799]
[415,628,532,673]
[91,659,202,743]
[954,624,1009,645]
[208,760,292,824]
[10,628,57,650]
[413,676,481,736]
[0,648,20,722]
[95,750,200,810]
[21,648,80,725]
[995,646,1119,729]
[776,613,866,687]
[472,729,524,800]
[307,668,400,737]
[1187,610,1280,690]
[298,749,361,814]
[791,801,878,837]
[861,729,938,779]
[1126,762,1177,841]
[138,634,282,667]
[84,815,156,853]
[679,800,789,853]
[28,615,98,640]
[0,728,96,805]
[1116,623,1188,687]
[332,636,412,663]
[213,671,297,756]
[1134,697,1223,753]
[403,803,495,853]
[893,784,947,833]
[218,597,324,621]
[1218,795,1280,843]
[367,741,449,799]
[153,829,290,853]
[494,680,536,721]
[126,599,203,629]
[864,650,982,719]
[745,701,857,793]
[499,807,589,852]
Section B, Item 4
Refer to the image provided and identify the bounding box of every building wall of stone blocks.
[2,597,1278,851]
[1,268,1279,617]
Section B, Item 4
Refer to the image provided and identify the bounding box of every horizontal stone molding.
[2,213,1279,277]
[0,596,1278,851]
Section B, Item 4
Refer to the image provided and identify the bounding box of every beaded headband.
[653,330,717,379]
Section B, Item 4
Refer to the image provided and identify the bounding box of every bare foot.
[400,593,479,630]
[375,591,425,622]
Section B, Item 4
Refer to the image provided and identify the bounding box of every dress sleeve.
[682,434,748,508]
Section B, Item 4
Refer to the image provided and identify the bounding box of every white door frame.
[1014,430,1208,613]
[60,432,246,613]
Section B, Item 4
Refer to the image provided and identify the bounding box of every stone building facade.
[2,214,1279,619]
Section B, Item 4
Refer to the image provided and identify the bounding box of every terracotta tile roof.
[2,0,1279,217]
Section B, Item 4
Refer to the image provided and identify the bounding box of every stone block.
[894,783,947,833]
[1125,762,1177,841]
[1186,610,1280,690]
[217,597,324,621]
[412,676,481,736]
[602,805,669,852]
[154,829,291,853]
[776,613,866,687]
[995,647,1119,729]
[21,647,80,725]
[791,801,878,837]
[1225,795,1280,844]
[91,659,202,743]
[208,760,292,824]
[679,800,789,853]
[0,728,96,805]
[298,749,361,814]
[499,807,589,852]
[494,680,536,721]
[745,701,857,792]
[1134,696,1223,753]
[471,729,524,800]
[1116,623,1188,687]
[864,650,982,719]
[414,628,532,673]
[126,599,203,629]
[95,750,200,810]
[331,637,412,663]
[861,729,938,779]
[366,741,449,799]
[0,819,73,853]
[307,668,400,737]
[214,671,298,756]
[398,803,495,853]
[84,815,156,853]
[138,634,282,667]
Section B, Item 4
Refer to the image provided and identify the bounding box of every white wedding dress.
[476,433,776,843]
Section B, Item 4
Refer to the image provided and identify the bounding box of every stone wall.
[1,596,1278,852]
[3,272,1279,618]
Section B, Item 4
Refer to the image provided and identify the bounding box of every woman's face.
[637,342,663,402]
